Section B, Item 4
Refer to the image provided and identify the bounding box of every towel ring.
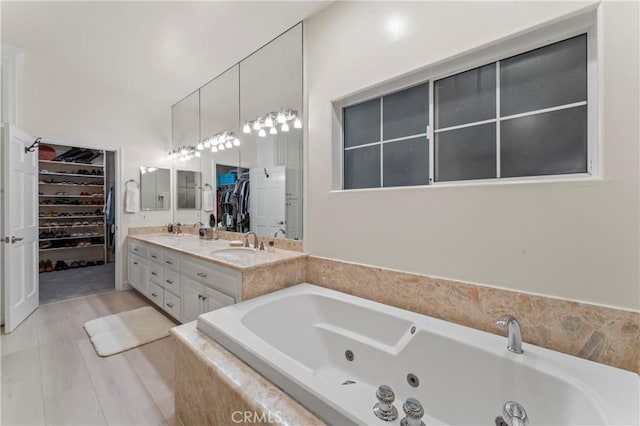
[203,183,213,190]
[125,179,139,188]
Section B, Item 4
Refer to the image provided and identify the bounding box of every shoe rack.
[38,144,108,272]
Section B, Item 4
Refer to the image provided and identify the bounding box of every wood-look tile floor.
[1,290,178,426]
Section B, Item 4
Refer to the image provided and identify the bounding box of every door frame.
[35,137,124,291]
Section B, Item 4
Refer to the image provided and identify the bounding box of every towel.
[125,184,140,213]
[203,187,214,212]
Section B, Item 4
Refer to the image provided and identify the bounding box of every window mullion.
[379,97,384,188]
[496,60,501,179]
[428,80,435,184]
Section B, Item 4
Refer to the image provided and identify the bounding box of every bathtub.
[197,284,639,425]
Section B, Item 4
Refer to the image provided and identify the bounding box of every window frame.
[331,10,598,191]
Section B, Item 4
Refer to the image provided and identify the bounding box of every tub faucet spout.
[502,401,529,426]
[496,315,523,354]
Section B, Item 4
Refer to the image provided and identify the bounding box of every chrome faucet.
[243,231,259,249]
[501,401,529,426]
[496,315,523,354]
[172,223,182,235]
[273,228,286,238]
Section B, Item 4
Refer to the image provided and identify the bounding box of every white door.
[181,276,203,323]
[2,125,38,332]
[250,166,286,237]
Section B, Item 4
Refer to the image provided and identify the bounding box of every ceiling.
[1,1,329,105]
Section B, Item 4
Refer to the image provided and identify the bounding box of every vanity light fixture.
[269,126,278,135]
[276,111,287,124]
[225,140,232,149]
[281,122,290,132]
[258,128,267,137]
[211,146,218,153]
[168,145,197,161]
[218,143,225,151]
[264,114,275,128]
[233,137,241,146]
[293,117,302,129]
[243,108,302,136]
[195,151,201,157]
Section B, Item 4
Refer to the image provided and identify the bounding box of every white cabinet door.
[286,198,301,240]
[203,286,236,313]
[128,254,138,288]
[181,277,204,323]
[136,260,150,297]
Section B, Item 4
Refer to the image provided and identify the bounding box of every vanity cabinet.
[127,239,241,323]
[128,254,149,297]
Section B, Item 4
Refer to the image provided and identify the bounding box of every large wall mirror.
[140,167,170,210]
[170,23,303,240]
[240,23,303,240]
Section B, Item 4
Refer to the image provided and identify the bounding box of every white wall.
[13,48,172,287]
[304,1,639,310]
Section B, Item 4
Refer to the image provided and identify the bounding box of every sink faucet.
[243,231,259,249]
[273,228,286,238]
[496,315,523,354]
[171,223,182,235]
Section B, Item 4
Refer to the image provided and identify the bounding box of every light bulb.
[277,111,286,124]
[218,143,225,151]
[195,151,201,157]
[243,123,251,133]
[264,115,274,128]
[293,117,302,129]
[211,146,218,153]
[197,142,203,150]
[253,120,261,131]
[233,138,240,146]
[270,126,277,135]
[281,122,289,132]
[203,139,210,148]
[180,148,187,155]
[258,128,266,137]
[225,140,232,149]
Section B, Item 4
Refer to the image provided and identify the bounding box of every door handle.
[166,302,174,308]
[197,272,207,278]
[165,260,173,264]
[133,262,138,265]
[151,292,158,297]
[151,272,157,276]
[11,236,24,244]
[166,279,174,284]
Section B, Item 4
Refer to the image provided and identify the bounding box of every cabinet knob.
[133,262,138,265]
[151,255,157,259]
[165,260,173,264]
[151,272,157,276]
[133,248,138,252]
[151,292,158,297]
[166,302,174,308]
[166,279,174,284]
[197,272,207,278]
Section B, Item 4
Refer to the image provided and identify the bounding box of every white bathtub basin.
[197,284,639,426]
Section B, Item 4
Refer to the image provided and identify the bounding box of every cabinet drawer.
[162,249,181,271]
[128,240,148,258]
[182,255,241,299]
[148,247,163,263]
[163,290,181,321]
[148,281,164,308]
[162,267,181,296]
[149,262,163,285]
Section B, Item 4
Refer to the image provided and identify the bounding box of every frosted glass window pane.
[435,63,496,129]
[501,106,587,177]
[383,83,429,140]
[383,137,429,187]
[344,98,380,148]
[435,123,496,182]
[501,35,587,116]
[344,145,380,189]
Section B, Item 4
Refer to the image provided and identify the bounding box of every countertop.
[129,233,307,272]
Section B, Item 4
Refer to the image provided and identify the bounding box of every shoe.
[61,261,70,270]
[87,261,96,267]
[54,261,64,271]
[79,261,87,267]
[44,260,54,272]
[96,260,105,265]
[70,261,80,268]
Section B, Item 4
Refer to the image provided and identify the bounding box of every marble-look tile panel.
[306,256,640,373]
[128,226,168,235]
[242,257,307,300]
[172,323,324,426]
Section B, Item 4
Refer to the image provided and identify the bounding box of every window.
[338,31,592,190]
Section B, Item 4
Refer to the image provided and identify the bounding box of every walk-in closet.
[38,142,116,304]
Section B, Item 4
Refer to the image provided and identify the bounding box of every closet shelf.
[39,204,104,207]
[39,224,103,229]
[39,195,104,198]
[40,172,104,178]
[40,244,104,252]
[39,160,104,168]
[39,183,105,188]
[40,215,105,220]
[40,235,102,241]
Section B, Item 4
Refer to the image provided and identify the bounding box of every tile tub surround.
[242,257,307,300]
[128,233,307,272]
[128,226,303,252]
[305,256,640,374]
[172,322,325,426]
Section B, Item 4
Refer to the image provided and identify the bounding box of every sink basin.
[211,247,257,260]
